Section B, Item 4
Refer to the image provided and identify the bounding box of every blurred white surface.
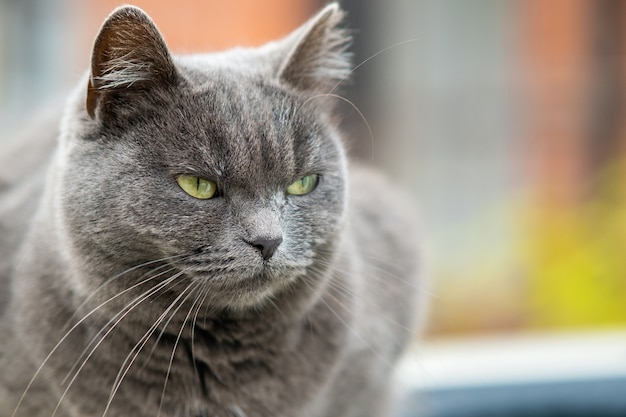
[399,330,626,390]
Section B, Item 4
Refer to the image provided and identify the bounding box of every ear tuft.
[86,6,177,118]
[279,3,352,93]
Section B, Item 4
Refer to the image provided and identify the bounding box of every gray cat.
[0,4,422,417]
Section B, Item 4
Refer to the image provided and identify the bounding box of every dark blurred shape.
[587,0,623,192]
[400,377,626,417]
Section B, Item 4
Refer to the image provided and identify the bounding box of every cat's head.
[57,4,352,313]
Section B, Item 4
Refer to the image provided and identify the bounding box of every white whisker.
[103,274,196,417]
[190,284,212,379]
[300,275,393,368]
[157,281,205,417]
[62,267,179,384]
[10,261,186,417]
[64,254,190,330]
[51,273,182,417]
[327,38,418,96]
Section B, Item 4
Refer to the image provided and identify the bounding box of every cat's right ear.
[278,3,352,94]
[86,6,177,119]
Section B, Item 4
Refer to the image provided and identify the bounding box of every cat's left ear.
[278,3,352,93]
[86,6,178,119]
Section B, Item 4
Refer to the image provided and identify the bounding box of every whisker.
[300,275,393,368]
[103,275,196,417]
[303,92,375,163]
[323,275,414,334]
[297,39,419,164]
[190,284,212,380]
[264,295,287,321]
[327,38,418,96]
[106,273,188,391]
[51,273,182,417]
[10,262,184,417]
[140,280,205,370]
[64,254,190,329]
[304,261,420,347]
[315,255,436,300]
[157,281,206,417]
[62,267,179,384]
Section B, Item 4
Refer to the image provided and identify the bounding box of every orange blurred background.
[85,1,318,51]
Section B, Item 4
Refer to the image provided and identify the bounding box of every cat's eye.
[286,174,319,196]
[176,175,217,199]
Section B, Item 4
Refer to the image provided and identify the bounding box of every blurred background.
[3,0,624,338]
[2,0,626,415]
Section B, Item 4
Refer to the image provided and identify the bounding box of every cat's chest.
[113,309,347,417]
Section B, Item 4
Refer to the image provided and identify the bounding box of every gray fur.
[0,4,422,417]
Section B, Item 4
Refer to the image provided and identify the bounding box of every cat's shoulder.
[347,162,420,254]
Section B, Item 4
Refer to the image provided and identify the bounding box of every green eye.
[286,174,319,196]
[176,175,217,199]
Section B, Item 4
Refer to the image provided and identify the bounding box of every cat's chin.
[186,267,298,309]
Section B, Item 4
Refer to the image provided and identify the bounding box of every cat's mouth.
[181,267,284,308]
[175,249,259,274]
[174,256,309,303]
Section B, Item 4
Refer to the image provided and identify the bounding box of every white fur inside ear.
[95,55,154,90]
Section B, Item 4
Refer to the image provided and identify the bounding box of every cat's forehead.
[163,75,327,189]
[204,77,296,125]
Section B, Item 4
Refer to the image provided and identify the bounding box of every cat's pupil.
[176,175,217,199]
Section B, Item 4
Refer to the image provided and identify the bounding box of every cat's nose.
[247,236,283,261]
